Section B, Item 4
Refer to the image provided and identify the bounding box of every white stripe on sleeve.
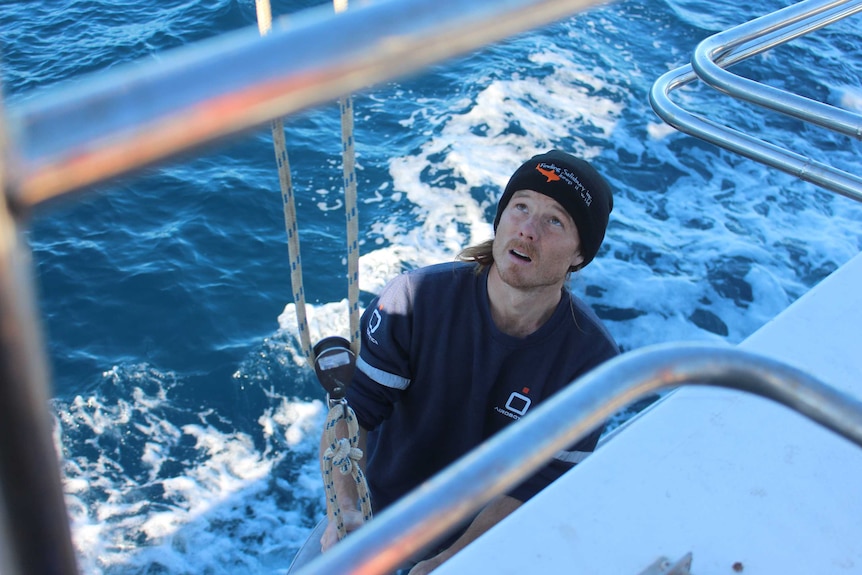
[357,356,411,390]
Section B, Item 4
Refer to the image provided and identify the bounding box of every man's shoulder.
[375,261,478,310]
[396,261,479,291]
[406,260,477,279]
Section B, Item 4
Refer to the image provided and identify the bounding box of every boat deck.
[437,251,862,574]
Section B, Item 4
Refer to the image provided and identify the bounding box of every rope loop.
[320,400,373,540]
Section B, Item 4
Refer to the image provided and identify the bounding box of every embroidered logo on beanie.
[536,162,593,207]
[536,165,561,183]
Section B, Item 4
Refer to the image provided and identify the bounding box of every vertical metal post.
[0,106,80,574]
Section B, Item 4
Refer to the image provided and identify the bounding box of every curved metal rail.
[650,0,862,203]
[294,343,862,575]
[693,0,862,138]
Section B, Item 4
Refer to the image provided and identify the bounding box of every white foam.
[259,398,325,449]
[380,56,623,273]
[839,86,862,112]
[277,299,354,365]
[55,366,326,574]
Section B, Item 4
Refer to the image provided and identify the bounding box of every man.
[320,150,619,574]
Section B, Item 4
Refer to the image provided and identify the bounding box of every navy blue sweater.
[346,262,619,513]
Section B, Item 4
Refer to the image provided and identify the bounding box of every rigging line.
[342,100,360,356]
[323,0,371,543]
[256,0,315,365]
[257,0,372,541]
[335,0,362,357]
[256,0,361,363]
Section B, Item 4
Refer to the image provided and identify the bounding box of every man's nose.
[518,216,537,240]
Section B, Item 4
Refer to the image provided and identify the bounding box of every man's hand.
[407,552,449,575]
[406,495,521,573]
[320,509,367,552]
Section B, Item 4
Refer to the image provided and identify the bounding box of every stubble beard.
[493,239,565,292]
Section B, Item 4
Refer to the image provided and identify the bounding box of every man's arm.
[408,494,522,575]
[319,419,369,552]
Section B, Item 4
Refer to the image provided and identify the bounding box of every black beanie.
[493,150,613,269]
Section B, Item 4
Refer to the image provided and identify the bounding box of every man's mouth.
[510,248,532,262]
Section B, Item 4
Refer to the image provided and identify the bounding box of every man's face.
[492,190,584,290]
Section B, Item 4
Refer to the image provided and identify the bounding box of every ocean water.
[2,0,861,573]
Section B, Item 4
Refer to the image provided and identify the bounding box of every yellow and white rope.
[256,0,370,544]
[321,402,373,539]
[341,101,361,357]
[334,0,361,356]
[255,0,316,365]
[256,0,360,363]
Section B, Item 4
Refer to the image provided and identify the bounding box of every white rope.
[333,0,349,14]
[324,0,369,539]
[256,0,361,364]
[254,0,272,34]
[256,0,371,545]
[341,101,361,356]
[255,0,316,365]
[321,402,373,539]
[335,0,361,356]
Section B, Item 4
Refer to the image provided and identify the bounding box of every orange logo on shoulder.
[536,165,560,183]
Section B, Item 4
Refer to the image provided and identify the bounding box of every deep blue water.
[2,0,861,572]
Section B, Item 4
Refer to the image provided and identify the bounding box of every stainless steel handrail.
[649,0,862,203]
[4,0,607,215]
[693,0,862,139]
[294,343,862,575]
[651,66,862,202]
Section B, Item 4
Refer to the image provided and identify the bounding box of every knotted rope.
[321,401,373,539]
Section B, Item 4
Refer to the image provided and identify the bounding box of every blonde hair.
[456,239,495,273]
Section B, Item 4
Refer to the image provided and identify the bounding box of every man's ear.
[568,251,585,272]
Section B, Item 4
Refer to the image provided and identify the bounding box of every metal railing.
[292,343,862,575]
[650,0,862,203]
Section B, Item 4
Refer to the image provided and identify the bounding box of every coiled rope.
[255,0,370,543]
